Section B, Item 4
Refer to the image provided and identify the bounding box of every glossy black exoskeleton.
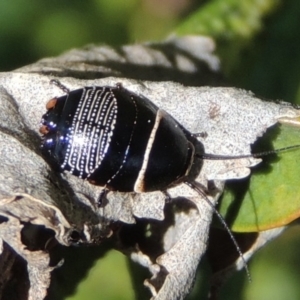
[40,81,201,193]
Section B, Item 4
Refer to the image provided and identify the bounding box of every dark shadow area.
[208,228,258,272]
[21,223,56,251]
[46,239,113,300]
[0,242,30,300]
[206,229,258,300]
[117,198,199,299]
[36,41,223,87]
[0,215,9,223]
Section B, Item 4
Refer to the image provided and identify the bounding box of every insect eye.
[46,98,58,110]
[39,125,50,135]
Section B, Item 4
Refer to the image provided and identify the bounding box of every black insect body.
[41,80,298,279]
[40,82,200,193]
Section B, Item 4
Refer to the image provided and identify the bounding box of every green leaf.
[66,250,134,300]
[218,121,300,232]
[177,0,276,36]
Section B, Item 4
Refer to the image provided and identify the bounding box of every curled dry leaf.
[0,36,300,299]
[0,194,72,300]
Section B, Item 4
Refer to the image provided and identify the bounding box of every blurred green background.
[2,0,300,299]
[2,0,300,104]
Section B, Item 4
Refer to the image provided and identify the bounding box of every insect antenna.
[196,144,300,160]
[50,79,70,94]
[187,144,300,281]
[185,180,252,282]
